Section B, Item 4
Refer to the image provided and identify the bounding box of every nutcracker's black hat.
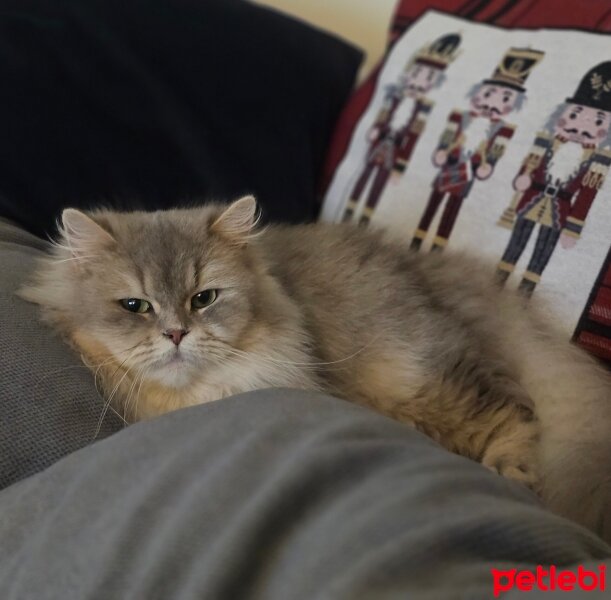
[566,61,611,112]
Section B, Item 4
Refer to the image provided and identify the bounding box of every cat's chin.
[147,353,200,389]
[148,368,197,389]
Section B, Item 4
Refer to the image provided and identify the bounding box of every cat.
[20,195,611,544]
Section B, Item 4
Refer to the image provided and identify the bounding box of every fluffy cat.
[20,196,611,543]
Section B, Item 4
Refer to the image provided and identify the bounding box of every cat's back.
[257,222,501,317]
[259,223,411,291]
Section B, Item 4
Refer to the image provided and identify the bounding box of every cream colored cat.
[21,196,611,543]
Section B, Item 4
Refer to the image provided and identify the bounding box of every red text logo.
[492,565,606,596]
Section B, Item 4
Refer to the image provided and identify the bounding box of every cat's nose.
[163,329,189,346]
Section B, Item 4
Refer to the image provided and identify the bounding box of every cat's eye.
[191,289,218,310]
[119,298,152,314]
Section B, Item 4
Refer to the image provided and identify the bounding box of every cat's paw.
[481,418,541,492]
[484,460,539,492]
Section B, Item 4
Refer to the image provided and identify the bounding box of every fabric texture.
[1,388,609,600]
[320,6,611,367]
[0,218,122,491]
[321,0,611,192]
[0,0,362,239]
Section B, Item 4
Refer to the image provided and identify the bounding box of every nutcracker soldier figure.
[341,33,461,225]
[410,47,544,251]
[496,61,611,297]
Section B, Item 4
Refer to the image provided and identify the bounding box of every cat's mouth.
[147,349,199,388]
[158,350,194,369]
[166,352,186,365]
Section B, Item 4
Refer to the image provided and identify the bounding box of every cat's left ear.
[210,195,259,243]
[61,208,116,258]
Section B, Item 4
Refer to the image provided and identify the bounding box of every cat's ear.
[210,196,259,243]
[61,209,115,258]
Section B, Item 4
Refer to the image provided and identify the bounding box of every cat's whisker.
[82,341,143,368]
[89,373,129,429]
[94,361,135,439]
[127,366,150,422]
[54,255,100,263]
[204,345,316,376]
[133,367,150,421]
[93,345,143,438]
[193,342,314,372]
[85,353,124,373]
[202,335,381,371]
[108,346,153,376]
[123,365,146,422]
[89,344,142,395]
[105,404,129,426]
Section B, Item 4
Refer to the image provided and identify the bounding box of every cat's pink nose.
[163,329,189,346]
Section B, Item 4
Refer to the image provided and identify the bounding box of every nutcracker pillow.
[321,10,611,367]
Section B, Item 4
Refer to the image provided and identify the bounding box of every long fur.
[20,198,611,543]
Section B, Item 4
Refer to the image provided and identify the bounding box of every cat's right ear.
[61,209,115,258]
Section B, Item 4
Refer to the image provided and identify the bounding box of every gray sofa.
[0,218,122,490]
[2,217,611,599]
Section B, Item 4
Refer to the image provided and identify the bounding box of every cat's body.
[21,197,611,543]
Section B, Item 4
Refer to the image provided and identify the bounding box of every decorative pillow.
[321,0,611,192]
[321,7,611,367]
[0,0,362,239]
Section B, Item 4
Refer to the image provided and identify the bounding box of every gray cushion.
[0,389,609,599]
[0,218,121,489]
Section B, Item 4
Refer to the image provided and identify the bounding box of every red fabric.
[590,287,611,327]
[575,248,611,364]
[321,0,611,195]
[576,331,611,361]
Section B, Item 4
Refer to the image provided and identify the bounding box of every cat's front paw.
[484,460,539,492]
[481,418,541,493]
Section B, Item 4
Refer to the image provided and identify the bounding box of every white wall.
[253,0,398,80]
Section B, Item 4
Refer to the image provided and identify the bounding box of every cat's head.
[21,197,301,393]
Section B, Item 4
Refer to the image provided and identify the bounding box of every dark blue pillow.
[0,0,362,237]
